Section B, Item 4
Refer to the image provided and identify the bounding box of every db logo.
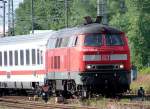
[101,55,110,61]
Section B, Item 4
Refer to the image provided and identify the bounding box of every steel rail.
[0,97,98,109]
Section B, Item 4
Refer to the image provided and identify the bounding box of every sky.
[0,0,23,32]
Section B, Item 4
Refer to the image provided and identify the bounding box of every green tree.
[14,0,150,69]
[15,0,97,34]
[110,0,150,68]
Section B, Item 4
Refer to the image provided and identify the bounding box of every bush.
[140,67,150,74]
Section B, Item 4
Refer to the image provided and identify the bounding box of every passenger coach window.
[84,34,102,46]
[32,49,36,65]
[26,49,30,65]
[20,50,24,65]
[4,51,7,66]
[106,34,124,46]
[15,50,18,65]
[0,52,2,66]
[9,51,13,66]
[41,51,43,64]
[37,49,40,64]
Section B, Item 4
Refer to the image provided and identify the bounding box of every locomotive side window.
[55,38,59,48]
[84,34,102,46]
[32,49,36,65]
[4,51,7,66]
[58,38,62,47]
[55,38,62,48]
[26,49,30,65]
[74,37,78,46]
[61,37,70,47]
[15,50,18,66]
[20,50,24,65]
[106,34,124,46]
[9,51,13,66]
[48,38,56,49]
[0,52,2,66]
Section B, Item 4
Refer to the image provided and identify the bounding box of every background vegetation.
[14,0,150,71]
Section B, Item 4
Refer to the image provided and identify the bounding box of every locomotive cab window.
[106,34,124,46]
[84,34,102,46]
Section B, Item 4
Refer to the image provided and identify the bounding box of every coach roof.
[0,31,55,46]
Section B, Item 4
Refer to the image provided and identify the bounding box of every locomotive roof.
[0,23,122,45]
[0,31,55,46]
[54,23,122,37]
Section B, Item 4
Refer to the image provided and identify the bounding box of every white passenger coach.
[0,31,54,89]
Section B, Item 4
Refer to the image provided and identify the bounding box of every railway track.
[0,95,150,109]
[0,97,97,109]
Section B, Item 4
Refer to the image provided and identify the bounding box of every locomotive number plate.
[101,55,110,61]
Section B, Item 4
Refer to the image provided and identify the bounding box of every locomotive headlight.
[119,64,124,69]
[86,65,92,69]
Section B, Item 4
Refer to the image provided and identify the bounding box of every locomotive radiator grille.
[96,65,114,70]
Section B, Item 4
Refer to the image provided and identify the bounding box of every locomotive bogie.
[80,70,131,93]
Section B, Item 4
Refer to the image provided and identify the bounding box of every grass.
[140,67,150,74]
[130,73,150,94]
[81,97,108,108]
[130,66,150,93]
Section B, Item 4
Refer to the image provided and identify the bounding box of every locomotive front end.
[79,32,131,93]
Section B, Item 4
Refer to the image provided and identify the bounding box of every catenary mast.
[97,0,108,25]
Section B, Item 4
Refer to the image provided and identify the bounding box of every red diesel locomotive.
[45,17,131,96]
[0,17,131,97]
